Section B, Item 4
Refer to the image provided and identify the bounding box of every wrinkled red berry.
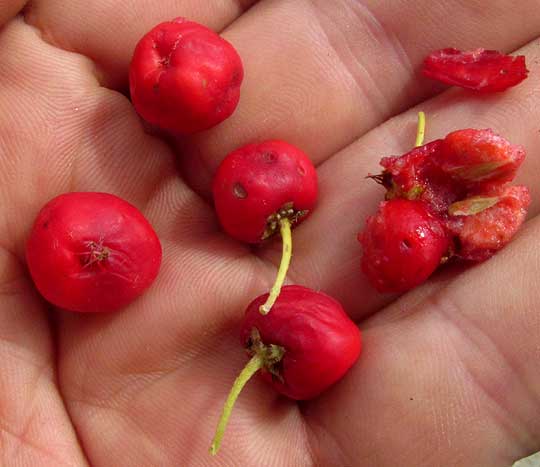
[422,48,528,92]
[212,140,318,243]
[359,199,450,293]
[129,17,244,134]
[447,185,530,261]
[210,285,361,455]
[26,192,162,313]
[240,285,361,400]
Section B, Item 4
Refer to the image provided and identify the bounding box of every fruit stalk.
[415,111,426,147]
[259,218,292,314]
[209,354,264,456]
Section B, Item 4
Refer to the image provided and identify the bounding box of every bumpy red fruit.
[212,140,318,243]
[422,48,528,92]
[240,285,361,400]
[129,17,243,134]
[447,185,530,261]
[26,192,162,312]
[360,199,450,293]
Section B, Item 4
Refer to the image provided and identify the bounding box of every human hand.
[1,1,539,465]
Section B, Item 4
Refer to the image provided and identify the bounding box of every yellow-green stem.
[415,111,426,147]
[209,354,264,456]
[259,218,292,315]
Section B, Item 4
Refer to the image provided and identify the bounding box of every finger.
[304,214,540,467]
[278,38,540,318]
[0,0,26,26]
[0,248,87,465]
[25,0,257,88]
[177,0,540,197]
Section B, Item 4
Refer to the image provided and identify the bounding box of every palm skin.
[1,1,540,466]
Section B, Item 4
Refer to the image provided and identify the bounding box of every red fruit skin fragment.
[359,199,450,293]
[447,185,530,261]
[26,192,162,313]
[438,128,525,187]
[129,17,244,134]
[212,140,318,243]
[422,48,528,92]
[240,285,361,400]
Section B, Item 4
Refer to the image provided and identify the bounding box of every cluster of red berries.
[359,47,530,294]
[360,125,530,293]
[22,16,530,459]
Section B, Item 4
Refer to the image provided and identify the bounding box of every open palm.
[1,1,540,466]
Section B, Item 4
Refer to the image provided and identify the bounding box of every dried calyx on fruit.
[213,140,318,314]
[360,113,530,293]
[422,48,528,92]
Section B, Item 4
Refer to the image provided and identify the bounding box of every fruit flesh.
[447,185,530,261]
[26,192,162,312]
[129,17,244,134]
[422,48,528,92]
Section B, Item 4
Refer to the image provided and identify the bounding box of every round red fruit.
[129,17,244,135]
[26,192,162,313]
[360,199,449,293]
[212,140,318,243]
[240,285,361,400]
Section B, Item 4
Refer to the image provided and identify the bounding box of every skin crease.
[2,1,540,467]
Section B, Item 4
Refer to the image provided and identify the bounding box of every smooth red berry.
[239,285,361,400]
[359,199,450,293]
[129,17,244,134]
[26,192,162,313]
[212,140,318,243]
[422,48,528,92]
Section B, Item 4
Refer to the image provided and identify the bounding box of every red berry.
[212,140,318,244]
[240,285,361,400]
[210,285,361,455]
[26,192,162,313]
[359,199,450,293]
[447,185,530,261]
[422,48,528,92]
[129,17,244,134]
